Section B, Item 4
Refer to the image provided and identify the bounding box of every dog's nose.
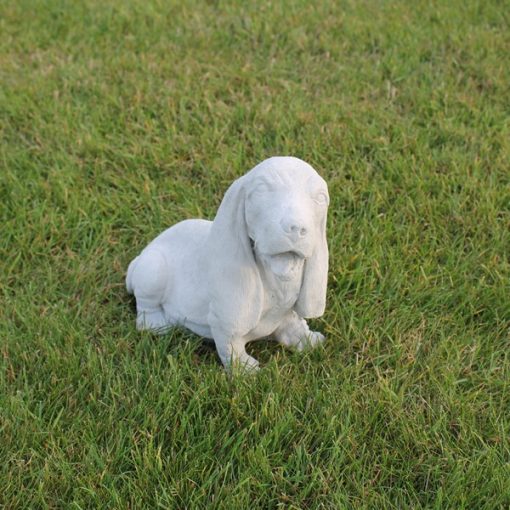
[281,219,308,238]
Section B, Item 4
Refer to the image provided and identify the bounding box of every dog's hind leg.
[127,249,171,333]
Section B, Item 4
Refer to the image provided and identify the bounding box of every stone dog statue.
[126,156,329,370]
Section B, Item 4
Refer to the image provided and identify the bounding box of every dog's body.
[126,157,329,370]
[126,219,305,342]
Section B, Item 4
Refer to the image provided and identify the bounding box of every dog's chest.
[248,264,303,339]
[264,277,302,311]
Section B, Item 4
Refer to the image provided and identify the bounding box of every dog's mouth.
[267,250,305,281]
[250,237,306,281]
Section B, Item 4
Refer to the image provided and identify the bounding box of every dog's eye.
[314,192,329,205]
[254,181,271,194]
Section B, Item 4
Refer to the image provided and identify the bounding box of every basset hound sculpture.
[126,156,329,370]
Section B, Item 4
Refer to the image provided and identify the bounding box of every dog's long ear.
[205,175,263,336]
[294,211,328,319]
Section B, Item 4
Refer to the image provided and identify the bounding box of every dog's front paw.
[228,353,260,374]
[296,331,325,351]
[275,313,325,352]
[136,309,169,334]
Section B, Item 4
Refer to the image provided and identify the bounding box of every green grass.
[1,0,509,507]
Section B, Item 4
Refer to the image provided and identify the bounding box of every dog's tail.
[126,256,140,294]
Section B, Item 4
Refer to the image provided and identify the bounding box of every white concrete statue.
[126,156,329,370]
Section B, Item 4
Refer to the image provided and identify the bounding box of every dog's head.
[245,158,329,284]
[206,157,329,335]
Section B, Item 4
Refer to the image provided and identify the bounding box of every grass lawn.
[1,0,509,507]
